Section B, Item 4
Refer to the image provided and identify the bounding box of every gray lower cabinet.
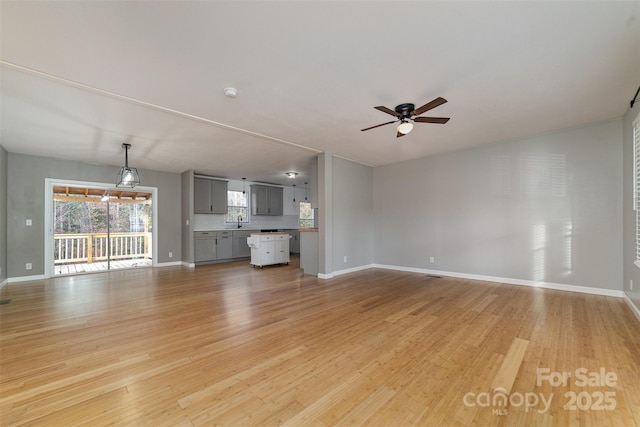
[194,231,233,263]
[216,231,233,259]
[194,231,216,262]
[195,230,252,263]
[233,230,252,258]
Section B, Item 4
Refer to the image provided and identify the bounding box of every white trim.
[635,260,640,270]
[331,264,376,278]
[155,261,183,268]
[8,274,47,283]
[371,264,624,298]
[0,278,7,288]
[318,272,334,279]
[623,294,640,322]
[181,261,196,268]
[45,178,158,277]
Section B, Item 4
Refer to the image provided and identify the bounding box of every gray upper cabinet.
[251,185,283,216]
[267,186,283,215]
[252,185,269,215]
[194,177,228,214]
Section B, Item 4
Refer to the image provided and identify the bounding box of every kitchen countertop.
[249,231,291,235]
[193,228,295,232]
[193,228,314,233]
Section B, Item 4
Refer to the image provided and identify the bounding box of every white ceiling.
[1,1,639,186]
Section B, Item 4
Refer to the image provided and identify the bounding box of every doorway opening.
[50,183,153,276]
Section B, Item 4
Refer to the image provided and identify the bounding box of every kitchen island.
[247,232,291,268]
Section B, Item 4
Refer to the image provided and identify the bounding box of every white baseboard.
[0,278,7,288]
[329,264,376,278]
[154,261,183,268]
[370,264,624,298]
[181,261,195,268]
[623,294,640,321]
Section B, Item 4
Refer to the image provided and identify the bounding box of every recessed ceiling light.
[286,172,298,179]
[224,87,238,98]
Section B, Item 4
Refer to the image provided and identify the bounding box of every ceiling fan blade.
[361,120,398,132]
[414,116,450,124]
[374,106,402,118]
[396,131,406,138]
[412,97,447,116]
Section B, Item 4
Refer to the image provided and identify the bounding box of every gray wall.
[623,107,640,310]
[0,145,7,283]
[6,153,182,278]
[181,169,194,264]
[332,157,374,270]
[373,119,623,291]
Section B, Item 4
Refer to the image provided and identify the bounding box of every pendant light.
[116,143,140,188]
[304,182,308,201]
[292,184,296,203]
[242,177,247,194]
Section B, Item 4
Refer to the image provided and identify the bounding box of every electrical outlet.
[26,219,32,226]
[429,256,435,264]
[169,252,173,258]
[344,255,347,263]
[26,263,32,270]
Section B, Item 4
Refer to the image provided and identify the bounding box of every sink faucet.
[237,215,242,228]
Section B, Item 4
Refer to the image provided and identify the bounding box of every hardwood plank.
[490,337,529,392]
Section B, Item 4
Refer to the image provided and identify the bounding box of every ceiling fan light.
[397,121,413,135]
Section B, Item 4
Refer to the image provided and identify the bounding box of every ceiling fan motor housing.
[395,103,415,118]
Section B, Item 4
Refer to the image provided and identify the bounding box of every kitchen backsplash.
[193,214,300,231]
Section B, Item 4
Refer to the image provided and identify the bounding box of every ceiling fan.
[361,97,450,138]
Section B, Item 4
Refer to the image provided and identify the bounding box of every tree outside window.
[226,191,249,224]
[299,202,314,228]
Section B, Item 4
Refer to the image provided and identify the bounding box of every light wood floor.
[1,258,639,426]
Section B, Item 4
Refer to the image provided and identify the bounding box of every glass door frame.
[44,178,158,278]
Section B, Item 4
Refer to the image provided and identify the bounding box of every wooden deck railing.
[54,232,152,265]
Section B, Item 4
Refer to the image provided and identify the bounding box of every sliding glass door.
[52,184,153,275]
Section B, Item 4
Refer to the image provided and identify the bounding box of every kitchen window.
[226,191,249,224]
[299,201,314,228]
